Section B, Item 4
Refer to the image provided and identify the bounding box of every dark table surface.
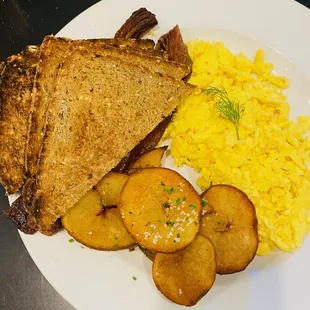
[0,0,310,309]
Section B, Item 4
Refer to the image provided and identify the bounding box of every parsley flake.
[216,221,222,225]
[114,244,119,248]
[146,221,151,226]
[176,198,181,205]
[194,221,198,225]
[176,233,180,238]
[157,220,163,223]
[201,199,208,207]
[183,197,186,202]
[132,276,137,281]
[160,181,166,186]
[162,202,170,209]
[166,220,174,227]
[114,236,118,240]
[164,187,176,194]
[189,204,196,210]
[102,200,107,207]
[69,238,74,243]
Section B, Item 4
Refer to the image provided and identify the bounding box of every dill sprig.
[202,86,245,140]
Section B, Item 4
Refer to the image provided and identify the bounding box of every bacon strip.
[115,8,158,39]
[156,25,193,76]
[4,196,36,234]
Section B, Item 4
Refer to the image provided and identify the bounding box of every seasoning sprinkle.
[202,199,208,207]
[69,238,74,243]
[189,204,196,210]
[166,220,174,227]
[132,276,137,281]
[162,201,170,209]
[164,187,176,194]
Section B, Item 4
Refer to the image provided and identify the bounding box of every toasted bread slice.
[0,46,39,194]
[0,37,156,196]
[90,44,190,80]
[25,36,189,182]
[26,49,193,234]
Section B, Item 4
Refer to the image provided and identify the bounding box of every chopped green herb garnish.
[132,276,137,281]
[157,220,163,223]
[147,221,152,226]
[162,201,170,209]
[114,236,118,240]
[185,217,189,221]
[183,197,186,201]
[129,211,133,214]
[201,199,208,207]
[166,220,174,227]
[160,181,166,186]
[102,200,107,207]
[114,244,119,248]
[194,221,198,225]
[216,221,222,225]
[69,238,74,243]
[176,198,181,205]
[164,187,176,194]
[189,204,196,210]
[176,233,180,238]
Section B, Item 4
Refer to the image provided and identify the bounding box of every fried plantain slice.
[95,172,129,207]
[119,168,201,253]
[152,234,216,306]
[128,146,167,174]
[200,185,258,274]
[62,190,135,250]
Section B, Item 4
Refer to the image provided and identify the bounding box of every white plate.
[11,0,310,309]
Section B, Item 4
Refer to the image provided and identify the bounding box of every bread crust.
[0,46,39,194]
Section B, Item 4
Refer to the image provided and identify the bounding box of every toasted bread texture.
[27,49,193,234]
[25,36,188,181]
[94,37,155,50]
[91,44,190,80]
[0,46,39,194]
[25,36,74,179]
